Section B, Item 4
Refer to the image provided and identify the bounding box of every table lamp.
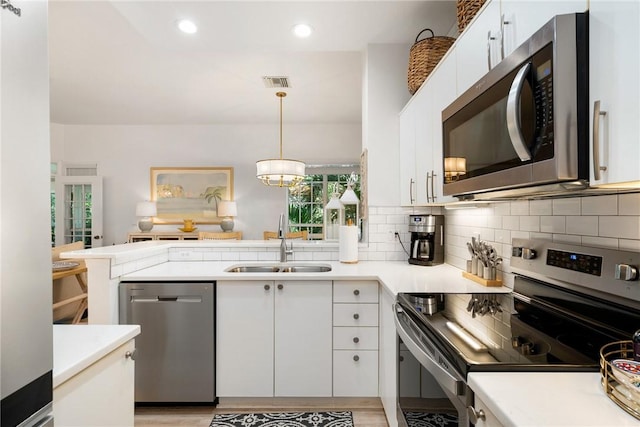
[217,201,237,232]
[136,201,157,232]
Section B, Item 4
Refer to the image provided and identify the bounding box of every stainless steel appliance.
[442,13,589,200]
[408,215,444,266]
[119,282,217,403]
[395,239,640,426]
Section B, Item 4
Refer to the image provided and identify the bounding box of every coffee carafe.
[408,214,444,266]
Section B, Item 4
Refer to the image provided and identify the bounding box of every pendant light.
[256,92,306,187]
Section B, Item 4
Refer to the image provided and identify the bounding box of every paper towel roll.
[339,226,358,263]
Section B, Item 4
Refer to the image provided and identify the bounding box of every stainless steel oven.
[442,13,589,200]
[394,239,640,426]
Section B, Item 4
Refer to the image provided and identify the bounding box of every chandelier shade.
[256,92,306,187]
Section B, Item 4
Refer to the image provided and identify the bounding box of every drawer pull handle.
[264,284,270,291]
[277,284,284,290]
[353,355,360,362]
[353,289,360,296]
[353,337,359,343]
[125,349,137,361]
[353,313,359,320]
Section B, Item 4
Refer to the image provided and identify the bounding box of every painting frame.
[150,167,234,224]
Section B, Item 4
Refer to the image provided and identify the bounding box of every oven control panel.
[546,249,603,276]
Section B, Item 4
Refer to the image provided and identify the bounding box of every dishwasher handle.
[130,296,203,303]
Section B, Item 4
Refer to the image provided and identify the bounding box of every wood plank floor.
[135,397,389,427]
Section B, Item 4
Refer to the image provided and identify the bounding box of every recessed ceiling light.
[177,19,197,34]
[292,23,313,38]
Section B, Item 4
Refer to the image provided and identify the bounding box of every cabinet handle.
[353,289,360,296]
[125,349,137,361]
[430,170,436,203]
[592,100,608,180]
[277,284,284,290]
[399,355,405,362]
[467,406,486,424]
[353,337,360,343]
[500,14,511,60]
[487,31,496,70]
[353,313,359,320]
[425,172,431,203]
[264,284,271,291]
[409,178,415,204]
[353,355,360,362]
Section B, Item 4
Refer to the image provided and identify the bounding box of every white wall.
[51,123,361,244]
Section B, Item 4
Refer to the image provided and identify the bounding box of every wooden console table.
[127,231,200,243]
[53,262,88,324]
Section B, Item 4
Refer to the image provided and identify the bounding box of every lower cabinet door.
[333,350,378,397]
[53,340,135,426]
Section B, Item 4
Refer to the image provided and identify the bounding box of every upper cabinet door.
[589,0,640,187]
[500,1,588,57]
[399,101,417,206]
[455,0,501,95]
[413,81,434,205]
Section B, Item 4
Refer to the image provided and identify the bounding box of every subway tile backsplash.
[366,193,640,288]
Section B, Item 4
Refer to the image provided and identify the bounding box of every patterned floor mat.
[210,411,354,427]
[403,411,458,427]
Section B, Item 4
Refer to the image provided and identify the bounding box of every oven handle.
[506,62,532,162]
[393,303,465,396]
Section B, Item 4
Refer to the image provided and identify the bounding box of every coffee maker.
[408,214,444,266]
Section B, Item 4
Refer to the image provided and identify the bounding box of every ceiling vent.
[262,76,290,88]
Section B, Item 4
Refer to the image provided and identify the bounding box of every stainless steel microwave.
[442,13,589,200]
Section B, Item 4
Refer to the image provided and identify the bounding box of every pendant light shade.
[256,92,306,187]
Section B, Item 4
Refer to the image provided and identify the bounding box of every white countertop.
[53,324,141,388]
[469,372,640,426]
[121,260,511,296]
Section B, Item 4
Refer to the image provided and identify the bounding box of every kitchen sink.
[225,263,332,273]
[226,266,282,273]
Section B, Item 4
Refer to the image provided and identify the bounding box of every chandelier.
[256,92,306,187]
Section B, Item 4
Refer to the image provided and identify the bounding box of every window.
[287,167,360,240]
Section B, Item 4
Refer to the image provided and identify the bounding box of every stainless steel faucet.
[278,213,293,263]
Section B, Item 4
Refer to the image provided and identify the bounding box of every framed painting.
[150,167,234,224]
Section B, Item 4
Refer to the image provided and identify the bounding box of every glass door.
[54,176,103,248]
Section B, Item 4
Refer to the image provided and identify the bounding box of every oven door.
[394,303,470,427]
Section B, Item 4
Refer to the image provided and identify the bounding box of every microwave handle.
[506,62,532,161]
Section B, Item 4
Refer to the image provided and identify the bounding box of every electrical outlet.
[386,230,395,242]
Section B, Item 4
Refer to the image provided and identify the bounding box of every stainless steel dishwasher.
[119,281,216,403]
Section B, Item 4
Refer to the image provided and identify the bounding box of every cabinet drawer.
[333,303,378,327]
[333,281,378,303]
[333,350,378,397]
[333,327,378,350]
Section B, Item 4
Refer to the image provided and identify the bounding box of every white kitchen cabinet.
[455,0,501,95]
[589,0,640,187]
[216,280,274,396]
[428,54,458,204]
[333,281,379,397]
[469,394,504,427]
[217,280,332,397]
[500,1,587,57]
[399,99,417,206]
[54,339,135,427]
[274,280,332,396]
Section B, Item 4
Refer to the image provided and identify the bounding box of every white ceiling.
[49,1,457,125]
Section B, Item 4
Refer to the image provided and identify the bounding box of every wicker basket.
[457,0,487,33]
[407,29,455,95]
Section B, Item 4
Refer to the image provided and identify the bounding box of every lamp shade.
[256,159,306,187]
[136,201,157,217]
[217,201,237,217]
